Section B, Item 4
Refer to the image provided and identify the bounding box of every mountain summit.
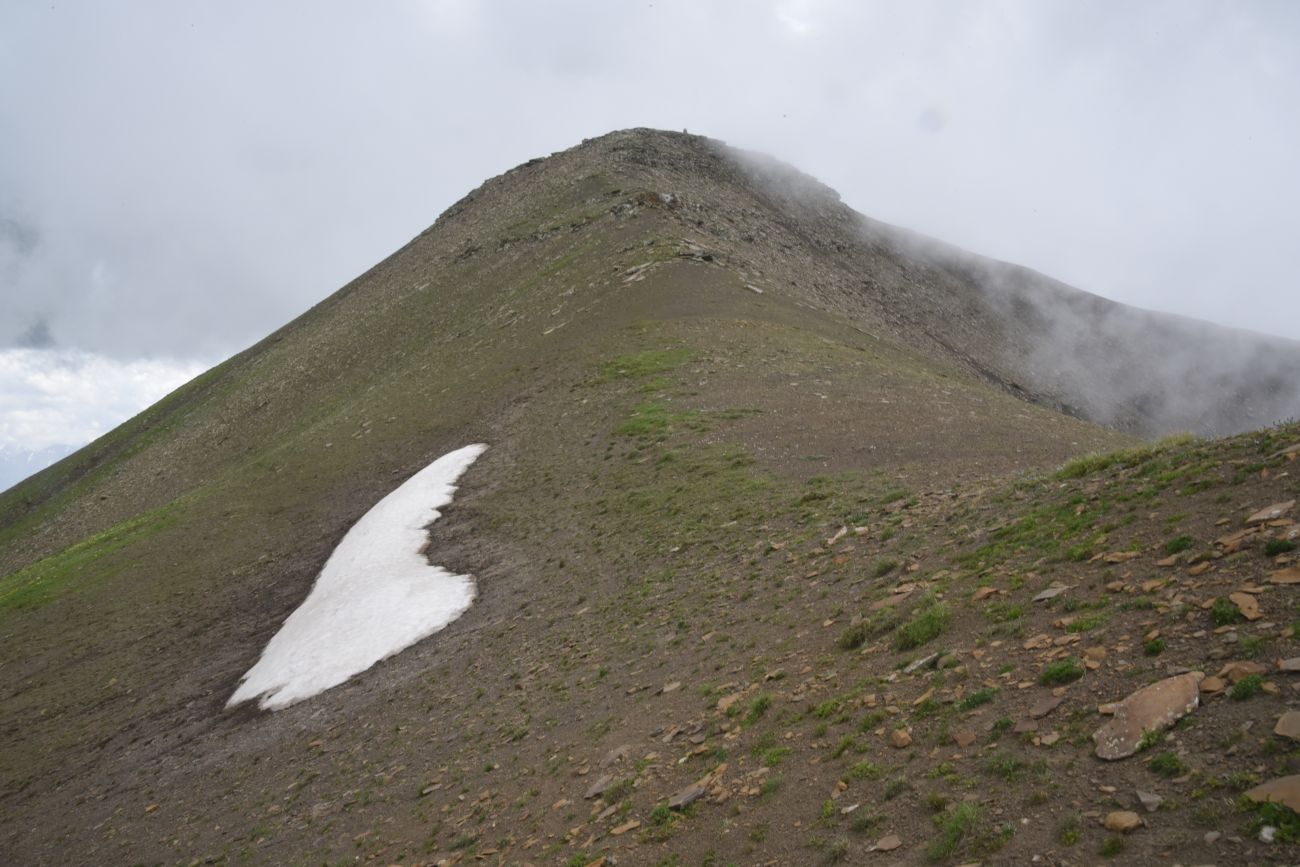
[3,129,1299,865]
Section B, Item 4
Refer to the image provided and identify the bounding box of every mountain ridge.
[2,127,1299,865]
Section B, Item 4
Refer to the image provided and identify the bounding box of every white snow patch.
[228,443,488,710]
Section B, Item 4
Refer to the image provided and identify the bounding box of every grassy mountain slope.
[2,129,1299,865]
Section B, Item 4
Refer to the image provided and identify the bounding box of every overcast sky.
[2,0,1299,489]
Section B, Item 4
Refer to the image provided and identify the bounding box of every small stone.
[1039,731,1060,746]
[1280,657,1300,673]
[1103,551,1139,564]
[610,819,640,836]
[872,834,902,852]
[1104,811,1142,832]
[1033,584,1069,601]
[1156,555,1179,567]
[1136,790,1163,812]
[953,730,976,748]
[662,681,681,693]
[1260,825,1277,843]
[1188,561,1213,576]
[1205,831,1221,844]
[889,728,912,748]
[1200,676,1226,694]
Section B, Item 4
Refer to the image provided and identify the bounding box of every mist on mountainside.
[725,140,1300,438]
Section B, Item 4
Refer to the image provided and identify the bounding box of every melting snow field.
[228,443,488,710]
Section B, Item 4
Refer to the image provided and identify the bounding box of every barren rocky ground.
[2,129,1299,866]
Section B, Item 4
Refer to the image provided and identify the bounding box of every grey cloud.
[0,0,1296,364]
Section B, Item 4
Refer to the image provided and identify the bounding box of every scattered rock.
[1204,831,1221,844]
[1136,790,1163,812]
[1104,810,1142,832]
[1244,776,1300,812]
[716,693,744,713]
[610,819,640,836]
[1229,592,1262,621]
[1033,584,1069,601]
[904,653,939,674]
[952,729,976,748]
[668,780,708,810]
[1270,566,1300,585]
[889,728,912,748]
[1219,661,1267,683]
[1188,561,1213,576]
[1200,676,1226,695]
[1248,501,1295,525]
[1102,551,1139,564]
[584,776,613,800]
[1093,671,1204,760]
[1029,695,1064,719]
[1274,711,1300,741]
[1279,658,1300,673]
[871,834,902,852]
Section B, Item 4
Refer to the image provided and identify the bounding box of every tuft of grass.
[925,802,981,862]
[837,622,868,651]
[1038,658,1084,686]
[1265,538,1297,556]
[744,693,773,725]
[1149,751,1188,777]
[1143,637,1166,656]
[1056,814,1081,846]
[1229,674,1264,701]
[895,601,949,651]
[1163,534,1194,555]
[1211,597,1244,627]
[957,688,997,712]
[872,559,898,578]
[1099,837,1125,857]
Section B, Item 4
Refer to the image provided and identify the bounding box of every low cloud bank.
[0,348,209,491]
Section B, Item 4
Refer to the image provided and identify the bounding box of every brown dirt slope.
[1,129,1299,866]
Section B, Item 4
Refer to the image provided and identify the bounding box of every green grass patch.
[596,348,693,382]
[1149,751,1187,777]
[895,601,949,651]
[1229,674,1264,701]
[1038,658,1084,686]
[0,505,175,617]
[1163,534,1194,555]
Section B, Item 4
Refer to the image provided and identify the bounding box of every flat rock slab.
[1029,695,1065,719]
[1270,566,1300,585]
[1248,501,1295,525]
[1093,672,1204,760]
[1245,776,1300,812]
[1230,591,1263,621]
[1275,711,1300,741]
